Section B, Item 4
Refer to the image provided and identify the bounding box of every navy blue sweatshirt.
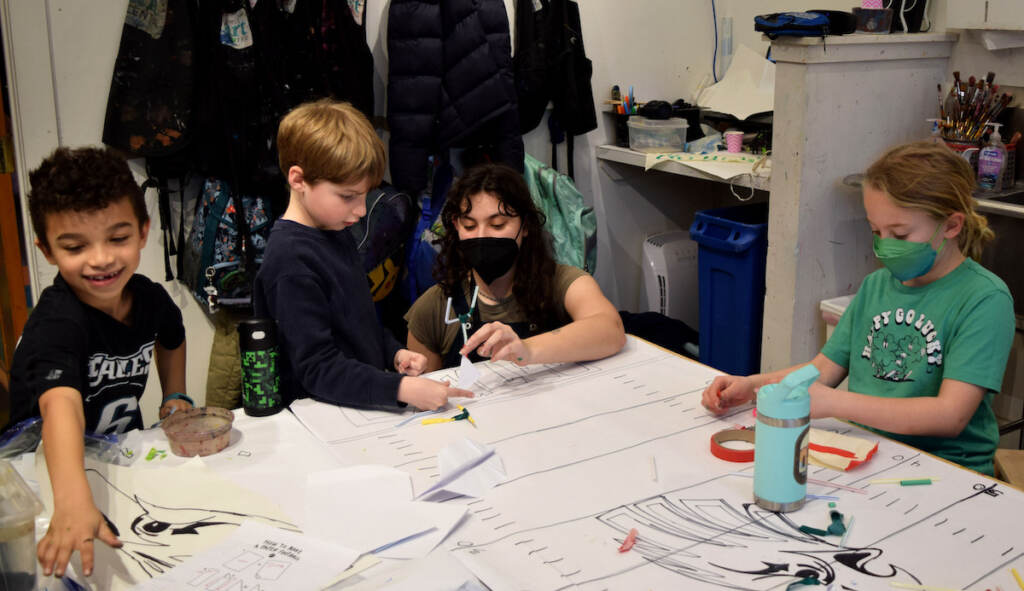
[254,220,404,408]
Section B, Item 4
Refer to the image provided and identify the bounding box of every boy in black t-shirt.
[6,147,191,579]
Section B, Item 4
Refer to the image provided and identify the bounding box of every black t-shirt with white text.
[6,274,185,435]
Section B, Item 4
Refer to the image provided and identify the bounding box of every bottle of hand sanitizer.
[978,123,1006,193]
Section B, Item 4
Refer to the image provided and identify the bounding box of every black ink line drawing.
[595,496,914,589]
[86,468,297,579]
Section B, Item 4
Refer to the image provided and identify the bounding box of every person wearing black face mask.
[404,164,625,371]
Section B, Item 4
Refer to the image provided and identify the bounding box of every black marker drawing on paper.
[86,468,297,579]
[597,496,915,589]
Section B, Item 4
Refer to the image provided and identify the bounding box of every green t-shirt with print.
[821,258,1014,475]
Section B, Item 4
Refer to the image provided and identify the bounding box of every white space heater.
[642,231,699,330]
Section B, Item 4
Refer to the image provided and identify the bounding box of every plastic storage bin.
[689,203,768,376]
[820,294,854,343]
[0,459,43,591]
[627,117,689,153]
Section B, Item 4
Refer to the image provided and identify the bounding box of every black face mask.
[458,237,519,284]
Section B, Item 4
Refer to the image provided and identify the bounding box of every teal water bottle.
[238,318,283,417]
[753,364,819,512]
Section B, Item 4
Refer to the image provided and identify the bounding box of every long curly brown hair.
[435,164,559,327]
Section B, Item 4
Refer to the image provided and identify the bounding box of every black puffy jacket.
[387,0,524,194]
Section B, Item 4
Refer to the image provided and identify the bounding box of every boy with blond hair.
[7,146,191,578]
[255,99,472,410]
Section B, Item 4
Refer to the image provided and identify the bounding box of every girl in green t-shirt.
[702,141,1014,474]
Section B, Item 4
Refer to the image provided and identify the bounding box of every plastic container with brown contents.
[161,407,235,457]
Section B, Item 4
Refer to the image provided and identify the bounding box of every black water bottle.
[238,318,283,416]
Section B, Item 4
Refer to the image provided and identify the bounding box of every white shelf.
[595,145,770,192]
[976,181,1024,220]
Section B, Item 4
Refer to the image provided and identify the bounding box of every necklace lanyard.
[444,283,480,344]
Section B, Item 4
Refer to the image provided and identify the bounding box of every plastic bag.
[0,418,138,466]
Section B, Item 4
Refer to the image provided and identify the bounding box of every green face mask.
[872,222,946,281]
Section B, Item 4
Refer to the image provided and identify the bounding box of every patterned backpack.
[180,178,271,314]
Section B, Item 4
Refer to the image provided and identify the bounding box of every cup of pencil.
[938,71,1013,143]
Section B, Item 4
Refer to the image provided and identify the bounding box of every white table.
[26,337,1024,590]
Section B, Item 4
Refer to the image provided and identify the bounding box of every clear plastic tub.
[162,407,235,457]
[0,459,43,591]
[627,117,689,153]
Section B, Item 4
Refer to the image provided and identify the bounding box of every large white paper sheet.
[134,521,358,591]
[302,465,467,558]
[289,337,1024,589]
[303,467,435,554]
[36,455,299,591]
[697,44,775,120]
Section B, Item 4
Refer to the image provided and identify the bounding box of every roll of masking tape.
[710,428,756,462]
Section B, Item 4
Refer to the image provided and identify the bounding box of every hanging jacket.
[387,0,524,194]
[513,0,597,137]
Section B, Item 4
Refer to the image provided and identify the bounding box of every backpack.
[349,184,418,303]
[402,161,454,303]
[180,178,272,314]
[754,10,856,39]
[522,153,597,273]
[103,0,197,281]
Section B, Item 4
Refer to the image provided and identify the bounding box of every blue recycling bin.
[689,203,769,376]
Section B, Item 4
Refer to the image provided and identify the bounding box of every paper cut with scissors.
[457,354,481,389]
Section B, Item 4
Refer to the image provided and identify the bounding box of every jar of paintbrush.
[938,71,1014,173]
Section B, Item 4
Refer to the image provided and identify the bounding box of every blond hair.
[277,99,385,186]
[864,141,993,260]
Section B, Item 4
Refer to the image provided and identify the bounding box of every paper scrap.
[374,501,467,559]
[418,438,507,500]
[809,428,879,471]
[697,44,775,120]
[133,521,357,591]
[303,466,436,554]
[457,355,482,389]
[643,151,766,178]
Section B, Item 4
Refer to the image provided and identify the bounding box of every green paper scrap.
[145,447,167,461]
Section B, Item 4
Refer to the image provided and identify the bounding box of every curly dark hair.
[435,164,558,327]
[28,146,147,249]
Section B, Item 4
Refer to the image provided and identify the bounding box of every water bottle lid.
[757,365,817,418]
[238,318,277,351]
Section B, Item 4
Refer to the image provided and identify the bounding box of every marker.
[1012,568,1024,590]
[870,477,940,486]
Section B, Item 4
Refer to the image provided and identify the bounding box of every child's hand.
[701,375,757,414]
[394,349,428,376]
[397,376,474,410]
[160,396,193,419]
[459,321,531,366]
[38,497,121,577]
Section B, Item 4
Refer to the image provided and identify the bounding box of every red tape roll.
[710,428,755,462]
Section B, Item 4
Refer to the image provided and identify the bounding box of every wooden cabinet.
[946,0,1024,30]
[0,96,29,421]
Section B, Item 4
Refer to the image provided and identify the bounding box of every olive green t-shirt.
[821,258,1015,475]
[405,264,587,364]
